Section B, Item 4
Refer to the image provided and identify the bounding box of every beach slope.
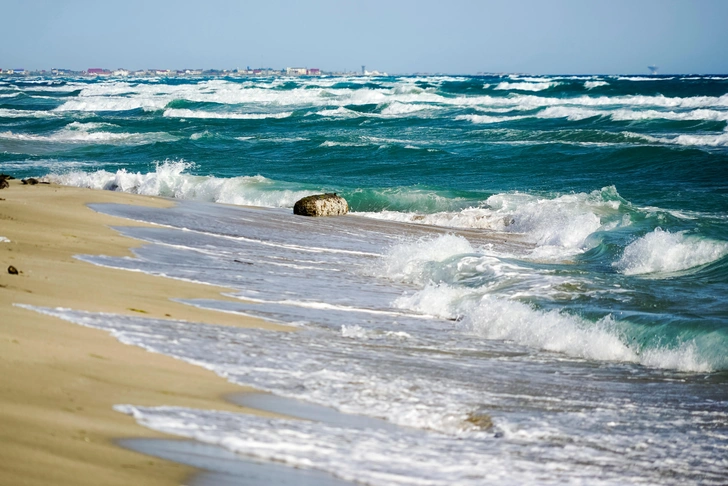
[0,181,279,486]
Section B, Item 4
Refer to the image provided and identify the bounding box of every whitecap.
[163,108,292,119]
[44,161,313,207]
[584,81,609,89]
[614,228,728,276]
[495,81,559,92]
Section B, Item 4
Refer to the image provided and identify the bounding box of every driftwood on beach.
[293,193,349,217]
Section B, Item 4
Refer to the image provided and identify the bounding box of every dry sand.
[0,181,286,486]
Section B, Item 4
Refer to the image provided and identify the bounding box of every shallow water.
[4,73,728,484]
[20,200,728,485]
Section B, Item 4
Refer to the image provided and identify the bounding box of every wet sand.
[0,181,286,486]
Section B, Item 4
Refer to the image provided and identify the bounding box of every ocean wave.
[459,93,728,111]
[0,159,104,171]
[163,108,292,119]
[319,140,368,147]
[314,107,362,118]
[653,131,728,147]
[455,114,529,124]
[44,161,314,207]
[584,81,609,89]
[54,96,169,112]
[494,81,560,92]
[0,108,62,118]
[382,236,722,372]
[39,77,728,119]
[0,121,176,145]
[458,105,728,125]
[614,228,728,276]
[362,186,629,260]
[537,106,728,122]
[379,101,434,116]
[614,76,675,81]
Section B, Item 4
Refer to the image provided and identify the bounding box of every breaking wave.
[0,122,176,145]
[614,228,728,276]
[381,235,726,372]
[361,186,629,260]
[43,161,313,207]
[163,108,293,119]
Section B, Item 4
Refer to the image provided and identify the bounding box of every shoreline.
[0,181,285,486]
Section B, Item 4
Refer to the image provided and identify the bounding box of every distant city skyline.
[1,0,727,74]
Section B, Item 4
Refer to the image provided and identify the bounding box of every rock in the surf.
[465,411,494,430]
[293,193,349,217]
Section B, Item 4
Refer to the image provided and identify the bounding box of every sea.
[1,73,727,485]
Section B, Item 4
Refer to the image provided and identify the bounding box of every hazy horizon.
[1,0,727,75]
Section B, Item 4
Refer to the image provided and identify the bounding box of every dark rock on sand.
[293,193,349,217]
[8,265,19,275]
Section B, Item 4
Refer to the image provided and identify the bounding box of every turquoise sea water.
[2,74,727,484]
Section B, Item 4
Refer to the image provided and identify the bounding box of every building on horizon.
[86,68,110,76]
[286,67,307,76]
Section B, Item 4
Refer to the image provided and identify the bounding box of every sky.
[1,0,727,74]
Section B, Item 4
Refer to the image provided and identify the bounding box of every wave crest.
[614,228,728,276]
[43,161,313,207]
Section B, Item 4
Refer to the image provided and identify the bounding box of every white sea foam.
[0,123,175,145]
[615,76,674,81]
[54,96,170,112]
[536,106,604,120]
[380,236,715,372]
[495,81,559,92]
[0,108,62,118]
[0,159,103,170]
[458,105,728,130]
[584,80,609,89]
[654,131,728,147]
[382,234,476,284]
[44,161,312,207]
[189,130,213,140]
[365,187,626,259]
[380,102,433,116]
[38,77,728,121]
[319,140,368,147]
[614,228,728,276]
[315,107,362,118]
[454,93,728,111]
[466,297,636,362]
[455,114,529,124]
[611,108,728,122]
[163,108,292,119]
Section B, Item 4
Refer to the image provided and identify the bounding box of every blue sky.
[1,0,727,74]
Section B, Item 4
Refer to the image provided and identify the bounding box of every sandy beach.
[0,180,286,486]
